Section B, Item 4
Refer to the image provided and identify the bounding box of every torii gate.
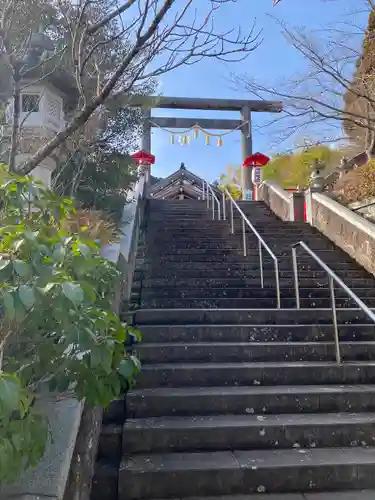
[127,95,283,199]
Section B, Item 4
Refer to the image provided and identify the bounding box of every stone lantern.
[337,157,353,179]
[1,31,77,186]
[310,159,326,192]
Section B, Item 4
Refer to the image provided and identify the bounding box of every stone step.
[142,492,375,500]
[141,239,335,249]
[138,324,375,344]
[139,277,375,288]
[135,251,355,263]
[145,224,315,232]
[127,384,375,418]
[137,341,375,364]
[143,233,330,244]
[135,269,367,280]
[136,261,359,272]
[137,246,336,256]
[137,361,375,389]
[118,447,375,499]
[134,308,375,326]
[122,412,375,453]
[138,287,374,300]
[136,297,375,309]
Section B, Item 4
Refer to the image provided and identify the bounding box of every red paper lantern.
[243,152,270,168]
[130,151,155,165]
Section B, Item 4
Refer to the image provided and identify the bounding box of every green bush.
[0,172,140,483]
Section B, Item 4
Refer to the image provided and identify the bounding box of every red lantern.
[243,152,270,168]
[130,151,155,165]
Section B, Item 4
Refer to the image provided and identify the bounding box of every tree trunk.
[9,72,21,173]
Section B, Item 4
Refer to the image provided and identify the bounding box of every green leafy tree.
[0,171,141,483]
[262,146,342,188]
[216,164,242,200]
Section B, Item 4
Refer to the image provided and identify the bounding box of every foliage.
[262,146,342,188]
[66,209,119,245]
[53,149,138,223]
[0,173,141,483]
[216,164,242,200]
[216,146,341,195]
[334,160,375,204]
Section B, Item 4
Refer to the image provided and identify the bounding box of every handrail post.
[212,196,215,220]
[292,246,300,309]
[230,200,234,234]
[275,260,281,308]
[329,275,342,365]
[218,198,221,221]
[202,181,206,201]
[259,240,264,288]
[222,192,226,220]
[242,217,247,257]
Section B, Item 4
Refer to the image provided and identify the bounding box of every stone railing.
[258,180,305,222]
[306,190,375,276]
[2,172,147,500]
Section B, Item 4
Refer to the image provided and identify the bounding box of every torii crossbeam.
[124,95,283,198]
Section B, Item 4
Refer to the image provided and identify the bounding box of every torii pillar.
[123,96,283,200]
[240,104,252,199]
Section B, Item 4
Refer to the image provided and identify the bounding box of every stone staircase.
[92,199,375,499]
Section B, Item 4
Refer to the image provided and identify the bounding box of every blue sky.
[149,0,368,181]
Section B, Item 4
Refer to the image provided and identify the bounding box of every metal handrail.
[292,240,375,364]
[223,188,281,308]
[203,180,221,220]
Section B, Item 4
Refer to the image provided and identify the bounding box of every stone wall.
[259,181,292,221]
[259,181,305,222]
[310,192,375,276]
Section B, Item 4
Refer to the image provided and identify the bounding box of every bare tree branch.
[232,7,374,154]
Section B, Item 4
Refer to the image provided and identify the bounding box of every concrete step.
[135,269,367,280]
[137,361,375,389]
[135,251,359,263]
[134,308,375,326]
[122,412,375,453]
[130,492,375,500]
[138,287,375,300]
[138,277,375,289]
[118,447,375,498]
[136,297,375,309]
[139,324,375,344]
[137,341,375,364]
[136,261,360,272]
[138,242,335,253]
[127,384,375,418]
[144,225,316,233]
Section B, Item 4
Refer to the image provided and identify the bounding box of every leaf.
[0,260,10,272]
[24,231,37,241]
[18,285,35,310]
[14,295,26,322]
[62,283,84,305]
[2,291,15,320]
[118,359,135,379]
[80,281,97,302]
[78,243,91,257]
[13,260,31,278]
[127,325,142,342]
[90,345,113,374]
[52,245,65,262]
[37,283,55,295]
[0,373,21,413]
[130,354,141,372]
